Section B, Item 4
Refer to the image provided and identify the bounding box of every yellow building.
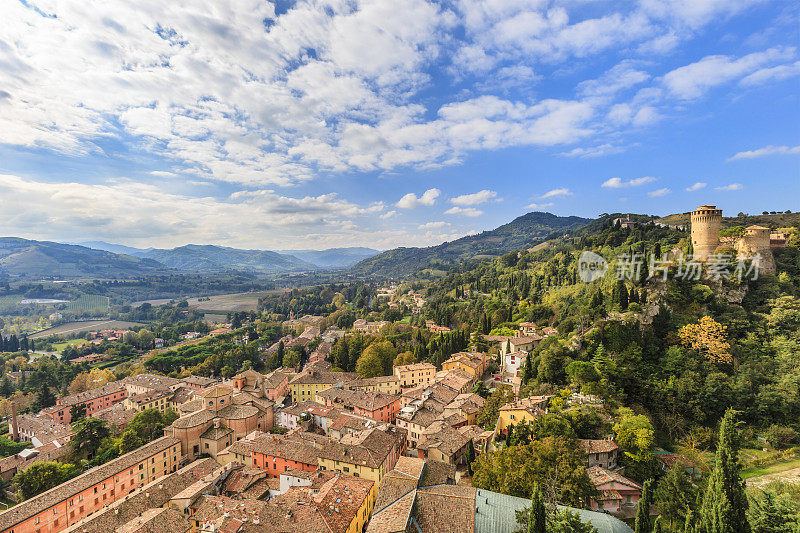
[441,352,487,379]
[317,426,406,485]
[350,375,401,396]
[393,362,436,388]
[122,389,173,413]
[288,370,359,402]
[496,395,551,434]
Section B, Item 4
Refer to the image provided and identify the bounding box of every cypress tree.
[528,483,546,533]
[635,479,654,533]
[37,384,56,408]
[700,409,750,533]
[684,509,696,533]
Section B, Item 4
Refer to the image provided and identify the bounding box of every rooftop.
[0,436,180,531]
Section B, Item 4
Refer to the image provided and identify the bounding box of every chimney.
[11,401,19,442]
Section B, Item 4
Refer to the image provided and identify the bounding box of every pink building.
[586,465,642,514]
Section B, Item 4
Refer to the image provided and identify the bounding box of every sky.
[0,0,798,251]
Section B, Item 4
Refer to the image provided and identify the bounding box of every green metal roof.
[474,488,633,533]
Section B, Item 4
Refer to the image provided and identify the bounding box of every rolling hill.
[276,247,381,269]
[350,211,592,277]
[81,241,378,270]
[142,245,317,274]
[0,238,169,279]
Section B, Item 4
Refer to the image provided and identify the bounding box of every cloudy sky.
[1,0,798,250]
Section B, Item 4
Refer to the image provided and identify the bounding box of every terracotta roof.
[126,389,172,404]
[414,484,477,533]
[250,434,322,466]
[0,436,180,531]
[120,373,181,391]
[181,375,217,387]
[316,387,399,412]
[579,439,619,454]
[50,382,126,408]
[60,459,218,533]
[394,362,436,372]
[218,403,260,420]
[170,409,216,429]
[198,384,233,398]
[115,506,190,533]
[586,466,643,490]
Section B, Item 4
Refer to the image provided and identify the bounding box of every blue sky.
[0,0,798,250]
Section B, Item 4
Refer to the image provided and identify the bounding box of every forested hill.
[0,237,169,279]
[143,245,317,274]
[349,211,592,278]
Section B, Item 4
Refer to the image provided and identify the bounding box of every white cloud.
[449,190,498,206]
[648,188,670,197]
[740,60,800,87]
[715,183,743,191]
[728,145,800,160]
[380,210,398,219]
[445,206,483,217]
[396,188,441,208]
[541,188,572,198]
[685,182,707,191]
[602,176,657,188]
[578,61,650,98]
[662,47,797,99]
[525,202,555,210]
[0,173,404,249]
[418,221,450,230]
[559,144,626,158]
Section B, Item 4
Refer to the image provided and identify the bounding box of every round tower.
[736,225,775,274]
[690,205,722,260]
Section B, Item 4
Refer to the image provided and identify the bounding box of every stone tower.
[736,225,776,274]
[690,205,722,260]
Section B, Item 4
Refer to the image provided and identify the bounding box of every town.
[0,205,797,532]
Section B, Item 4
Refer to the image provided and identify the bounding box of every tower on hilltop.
[690,205,722,261]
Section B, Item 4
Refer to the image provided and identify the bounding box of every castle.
[690,205,776,274]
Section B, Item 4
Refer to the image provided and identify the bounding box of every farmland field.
[30,320,143,339]
[134,289,289,313]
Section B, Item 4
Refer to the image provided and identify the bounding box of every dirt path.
[746,466,800,489]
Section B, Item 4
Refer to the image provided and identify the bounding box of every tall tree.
[699,409,750,533]
[70,418,110,459]
[655,464,696,530]
[36,384,56,409]
[635,479,654,533]
[528,483,546,533]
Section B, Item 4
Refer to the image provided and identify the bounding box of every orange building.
[315,388,400,423]
[41,384,128,425]
[250,434,320,477]
[0,436,181,533]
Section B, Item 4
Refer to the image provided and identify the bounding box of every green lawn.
[51,338,86,351]
[741,457,800,480]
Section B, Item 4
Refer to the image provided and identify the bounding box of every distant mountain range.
[349,211,593,277]
[1,212,589,280]
[0,237,167,279]
[276,248,381,269]
[75,242,380,274]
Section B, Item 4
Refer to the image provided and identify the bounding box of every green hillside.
[350,211,592,277]
[0,238,168,280]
